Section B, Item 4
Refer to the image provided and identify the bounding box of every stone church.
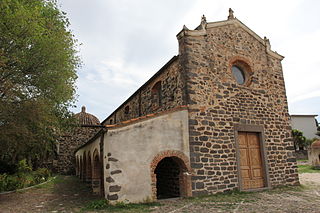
[74,9,299,203]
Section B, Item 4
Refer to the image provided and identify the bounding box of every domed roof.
[74,106,100,126]
[311,140,320,149]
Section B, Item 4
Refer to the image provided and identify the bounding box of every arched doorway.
[87,152,92,183]
[155,157,181,199]
[150,151,192,200]
[92,149,102,195]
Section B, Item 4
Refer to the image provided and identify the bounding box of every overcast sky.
[57,0,320,121]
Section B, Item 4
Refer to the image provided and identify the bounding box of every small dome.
[311,140,320,149]
[74,106,100,125]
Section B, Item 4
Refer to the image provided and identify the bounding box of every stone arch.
[79,155,83,179]
[87,151,92,183]
[150,150,192,200]
[151,81,162,107]
[76,156,80,177]
[92,149,102,195]
[82,151,87,182]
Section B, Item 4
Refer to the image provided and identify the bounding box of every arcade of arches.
[76,149,103,195]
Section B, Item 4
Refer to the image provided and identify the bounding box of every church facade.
[75,10,299,203]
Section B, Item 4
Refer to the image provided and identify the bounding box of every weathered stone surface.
[101,58,184,125]
[179,21,299,195]
[110,170,122,175]
[109,185,121,192]
[53,126,99,175]
[107,194,118,200]
[108,157,118,162]
[106,176,115,183]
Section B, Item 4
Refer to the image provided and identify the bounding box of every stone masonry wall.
[178,22,299,195]
[102,58,184,125]
[56,127,99,174]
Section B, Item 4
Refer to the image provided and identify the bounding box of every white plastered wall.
[103,109,190,203]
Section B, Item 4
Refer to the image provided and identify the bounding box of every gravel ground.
[0,174,320,213]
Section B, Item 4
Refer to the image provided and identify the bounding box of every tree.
[316,126,320,137]
[292,129,307,151]
[0,0,80,168]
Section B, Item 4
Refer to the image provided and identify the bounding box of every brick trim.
[150,150,192,200]
[105,105,188,129]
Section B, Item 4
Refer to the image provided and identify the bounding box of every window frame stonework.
[151,81,162,108]
[229,57,253,86]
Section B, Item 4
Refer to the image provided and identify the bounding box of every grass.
[82,199,161,212]
[297,165,320,173]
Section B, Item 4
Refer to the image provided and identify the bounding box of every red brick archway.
[150,150,192,200]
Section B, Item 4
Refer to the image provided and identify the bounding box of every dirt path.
[1,174,320,213]
[151,173,320,213]
[0,176,100,213]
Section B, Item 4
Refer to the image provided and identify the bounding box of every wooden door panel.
[251,179,264,189]
[238,133,247,147]
[239,149,249,166]
[250,149,262,165]
[239,132,265,190]
[241,168,251,178]
[252,168,262,177]
[248,133,259,147]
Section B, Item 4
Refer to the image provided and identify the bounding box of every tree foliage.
[316,126,320,137]
[0,0,80,168]
[292,129,307,150]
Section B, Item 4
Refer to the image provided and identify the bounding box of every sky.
[57,0,320,121]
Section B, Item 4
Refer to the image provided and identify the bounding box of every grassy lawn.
[297,165,320,173]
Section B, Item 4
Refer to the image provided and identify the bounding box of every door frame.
[234,124,271,191]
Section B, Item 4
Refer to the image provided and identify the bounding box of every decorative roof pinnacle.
[200,14,207,29]
[81,106,86,113]
[228,8,235,20]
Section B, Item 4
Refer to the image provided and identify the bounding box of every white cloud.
[58,0,320,120]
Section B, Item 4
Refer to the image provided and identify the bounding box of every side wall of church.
[103,109,190,203]
[178,22,299,195]
[102,58,185,125]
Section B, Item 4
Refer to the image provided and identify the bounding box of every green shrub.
[0,174,8,192]
[33,168,51,183]
[17,159,32,174]
[2,175,22,191]
[0,167,51,192]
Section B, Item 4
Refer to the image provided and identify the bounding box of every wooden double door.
[238,132,265,190]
